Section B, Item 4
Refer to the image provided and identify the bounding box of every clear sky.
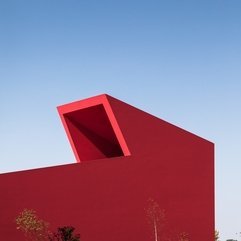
[1,0,241,240]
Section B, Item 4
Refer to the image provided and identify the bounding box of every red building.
[0,94,214,241]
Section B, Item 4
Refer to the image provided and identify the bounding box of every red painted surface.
[0,94,214,241]
[57,95,130,162]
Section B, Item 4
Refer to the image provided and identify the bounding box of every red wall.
[0,94,214,241]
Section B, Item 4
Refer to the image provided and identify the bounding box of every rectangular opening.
[64,104,124,162]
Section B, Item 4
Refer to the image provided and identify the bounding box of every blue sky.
[1,0,241,240]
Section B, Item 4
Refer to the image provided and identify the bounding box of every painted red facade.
[0,94,214,241]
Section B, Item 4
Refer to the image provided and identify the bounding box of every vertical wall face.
[0,94,214,241]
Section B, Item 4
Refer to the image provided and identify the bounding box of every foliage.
[146,198,166,241]
[16,209,80,241]
[146,198,191,241]
[48,226,80,241]
[177,232,190,241]
[16,209,49,241]
[215,230,220,241]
